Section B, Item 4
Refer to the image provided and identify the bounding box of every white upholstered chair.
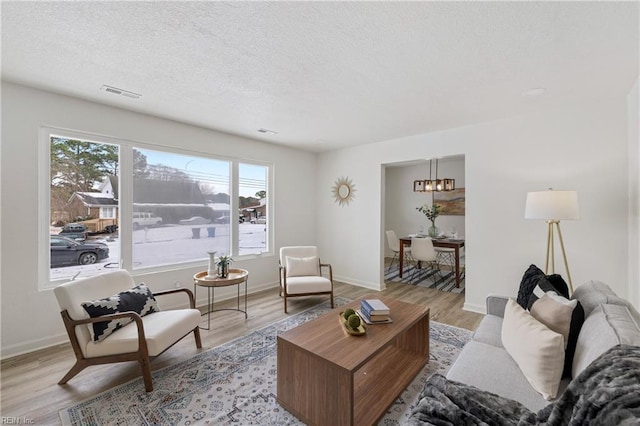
[53,270,202,392]
[410,237,440,283]
[386,230,412,273]
[279,246,334,314]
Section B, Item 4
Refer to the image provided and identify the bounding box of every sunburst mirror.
[332,176,356,206]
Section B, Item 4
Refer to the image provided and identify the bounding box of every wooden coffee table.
[277,297,430,426]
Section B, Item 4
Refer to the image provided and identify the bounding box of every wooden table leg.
[399,240,405,278]
[454,246,460,287]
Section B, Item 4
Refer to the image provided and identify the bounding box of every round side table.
[193,268,248,330]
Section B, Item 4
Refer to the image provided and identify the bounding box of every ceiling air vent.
[100,85,142,99]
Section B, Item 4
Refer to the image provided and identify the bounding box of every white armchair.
[279,246,334,314]
[53,270,202,392]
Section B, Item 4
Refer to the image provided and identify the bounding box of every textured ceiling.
[1,2,638,152]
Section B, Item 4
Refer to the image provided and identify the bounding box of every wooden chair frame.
[279,261,334,314]
[58,287,202,392]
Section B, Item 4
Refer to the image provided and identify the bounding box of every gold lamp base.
[544,220,574,294]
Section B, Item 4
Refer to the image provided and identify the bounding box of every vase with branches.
[417,203,441,238]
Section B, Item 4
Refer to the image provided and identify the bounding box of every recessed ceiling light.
[257,128,278,135]
[100,85,142,99]
[521,88,547,97]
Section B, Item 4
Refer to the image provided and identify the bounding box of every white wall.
[384,157,465,256]
[0,82,318,358]
[1,81,635,357]
[318,99,630,312]
[628,77,640,310]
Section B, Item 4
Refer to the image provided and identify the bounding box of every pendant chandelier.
[412,158,455,192]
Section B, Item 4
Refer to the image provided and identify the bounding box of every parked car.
[58,223,88,241]
[132,212,163,230]
[50,235,109,267]
[250,216,267,224]
[178,216,210,225]
[214,215,230,224]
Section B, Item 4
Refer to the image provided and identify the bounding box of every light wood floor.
[1,280,482,424]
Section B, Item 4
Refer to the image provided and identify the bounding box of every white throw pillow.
[502,298,565,400]
[285,256,319,277]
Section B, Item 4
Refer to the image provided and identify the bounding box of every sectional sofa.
[408,278,640,424]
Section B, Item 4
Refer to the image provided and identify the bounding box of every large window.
[43,129,272,287]
[239,163,268,255]
[132,148,232,269]
[48,135,120,282]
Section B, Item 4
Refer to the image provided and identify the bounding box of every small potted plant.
[416,203,441,238]
[217,255,233,278]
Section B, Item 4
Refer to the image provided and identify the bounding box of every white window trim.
[39,126,274,290]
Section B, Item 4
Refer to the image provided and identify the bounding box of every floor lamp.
[525,190,580,293]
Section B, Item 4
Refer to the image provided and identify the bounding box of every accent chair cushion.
[285,256,319,277]
[82,283,160,342]
[502,298,565,400]
[84,309,201,357]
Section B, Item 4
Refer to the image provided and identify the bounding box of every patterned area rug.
[60,297,471,425]
[385,262,465,294]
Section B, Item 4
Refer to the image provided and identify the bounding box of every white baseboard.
[1,281,280,361]
[1,333,70,360]
[463,301,486,315]
[333,275,383,291]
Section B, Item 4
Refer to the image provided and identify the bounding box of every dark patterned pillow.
[82,283,160,342]
[527,284,585,378]
[546,274,570,299]
[516,264,545,308]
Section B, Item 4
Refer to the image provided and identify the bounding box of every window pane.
[132,149,231,269]
[50,136,120,281]
[239,163,267,255]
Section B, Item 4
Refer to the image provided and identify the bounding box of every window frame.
[39,126,273,290]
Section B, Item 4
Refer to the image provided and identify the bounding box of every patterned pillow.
[516,264,545,308]
[546,274,570,299]
[81,283,160,342]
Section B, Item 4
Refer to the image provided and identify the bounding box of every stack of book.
[358,299,392,324]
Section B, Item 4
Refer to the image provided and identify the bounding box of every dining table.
[399,236,465,287]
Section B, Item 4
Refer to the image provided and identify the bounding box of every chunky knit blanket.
[408,344,640,425]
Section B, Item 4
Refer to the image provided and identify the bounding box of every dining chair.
[386,230,412,273]
[410,237,440,283]
[436,246,465,279]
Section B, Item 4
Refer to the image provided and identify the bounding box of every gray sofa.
[446,280,640,412]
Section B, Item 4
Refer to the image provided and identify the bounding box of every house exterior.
[241,198,267,222]
[68,176,216,227]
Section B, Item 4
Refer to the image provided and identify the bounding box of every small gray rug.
[60,297,471,425]
[385,262,465,294]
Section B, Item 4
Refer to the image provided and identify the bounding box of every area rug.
[60,297,471,425]
[385,262,465,294]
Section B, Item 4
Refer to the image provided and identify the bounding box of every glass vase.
[218,263,229,278]
[428,225,439,238]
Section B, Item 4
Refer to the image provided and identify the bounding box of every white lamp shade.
[525,190,579,220]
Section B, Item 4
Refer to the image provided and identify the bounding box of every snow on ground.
[50,223,267,282]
